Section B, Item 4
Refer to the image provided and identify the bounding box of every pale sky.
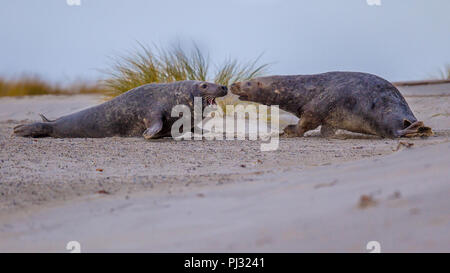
[1,0,449,83]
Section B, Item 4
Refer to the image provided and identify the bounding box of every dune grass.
[1,42,269,100]
[102,43,269,96]
[0,76,105,97]
[1,43,273,121]
[438,64,450,80]
[101,43,270,116]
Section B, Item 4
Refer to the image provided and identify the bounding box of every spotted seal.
[230,72,432,138]
[14,81,228,139]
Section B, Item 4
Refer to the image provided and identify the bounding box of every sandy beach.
[0,86,449,252]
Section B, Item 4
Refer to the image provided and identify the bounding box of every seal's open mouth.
[238,95,249,101]
[205,96,217,106]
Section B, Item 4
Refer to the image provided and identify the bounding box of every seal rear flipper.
[142,117,163,140]
[13,122,53,137]
[397,120,434,138]
[39,113,55,122]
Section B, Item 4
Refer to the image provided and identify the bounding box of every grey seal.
[14,80,228,139]
[230,72,432,138]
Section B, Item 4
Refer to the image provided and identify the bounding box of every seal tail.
[13,122,53,137]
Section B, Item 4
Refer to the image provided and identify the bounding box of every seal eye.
[247,82,251,86]
[200,83,208,89]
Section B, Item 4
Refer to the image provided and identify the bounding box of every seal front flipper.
[282,124,299,138]
[282,112,321,137]
[142,116,163,140]
[320,124,337,138]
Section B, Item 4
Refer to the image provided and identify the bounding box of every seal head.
[195,81,228,107]
[230,79,272,104]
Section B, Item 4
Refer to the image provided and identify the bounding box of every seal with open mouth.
[230,72,433,138]
[14,81,227,139]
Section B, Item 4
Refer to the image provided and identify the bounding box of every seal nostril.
[221,86,228,91]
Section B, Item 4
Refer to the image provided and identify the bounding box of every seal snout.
[230,82,242,95]
[230,82,250,101]
[219,85,228,96]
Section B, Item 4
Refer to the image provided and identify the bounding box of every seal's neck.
[262,76,320,115]
[255,87,304,115]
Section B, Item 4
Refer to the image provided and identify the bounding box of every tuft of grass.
[438,64,450,80]
[101,43,269,97]
[101,42,270,118]
[0,76,105,97]
[214,55,268,86]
